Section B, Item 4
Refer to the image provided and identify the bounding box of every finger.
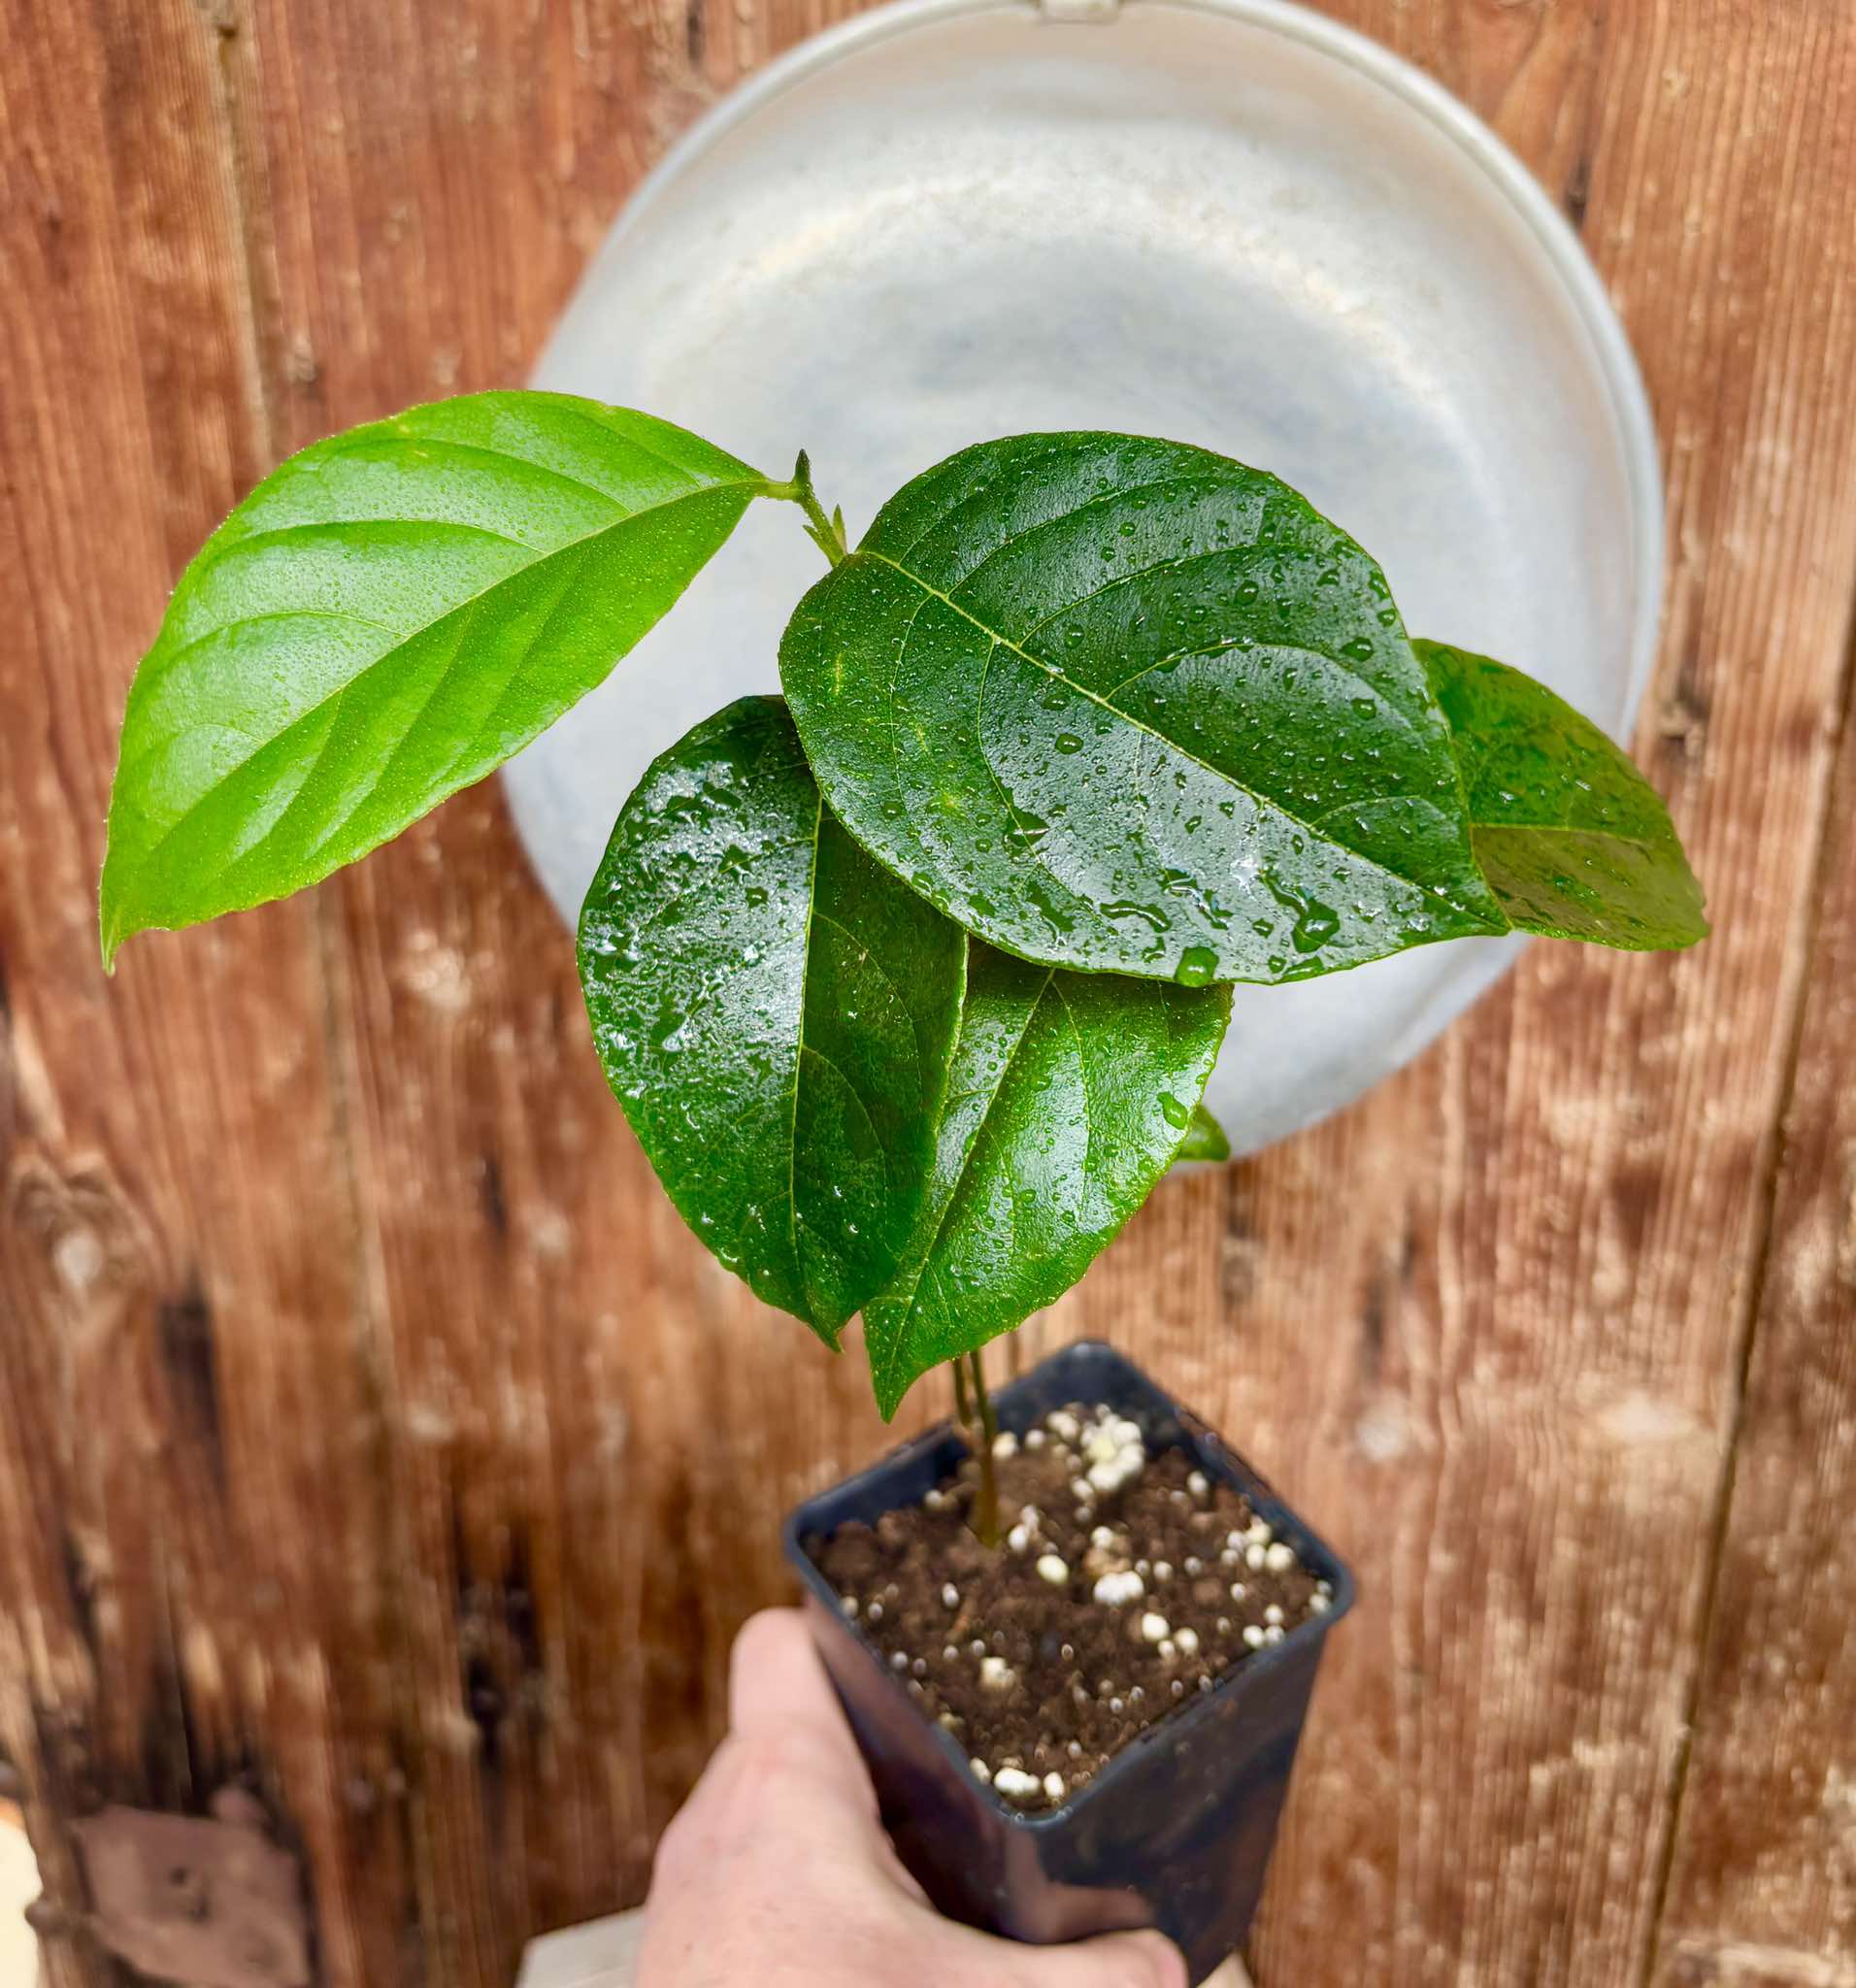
[722,1611,936,1898]
[650,1618,879,1909]
[712,1607,886,1850]
[1031,1929,1189,1988]
[955,1923,1189,1988]
[727,1607,870,1785]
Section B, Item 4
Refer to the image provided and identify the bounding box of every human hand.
[639,1608,1189,1988]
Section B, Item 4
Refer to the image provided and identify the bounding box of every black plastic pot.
[783,1341,1356,1986]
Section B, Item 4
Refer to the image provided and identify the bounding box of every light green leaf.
[101,391,768,965]
[863,942,1230,1417]
[579,697,967,1341]
[1419,640,1708,949]
[780,432,1506,986]
[1175,1101,1232,1164]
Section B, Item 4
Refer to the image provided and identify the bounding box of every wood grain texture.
[1,2,1852,1986]
[0,5,405,1986]
[1647,596,1856,1986]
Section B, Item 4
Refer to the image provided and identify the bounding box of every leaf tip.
[871,1372,906,1423]
[97,878,125,976]
[862,1325,909,1422]
[1175,1101,1231,1165]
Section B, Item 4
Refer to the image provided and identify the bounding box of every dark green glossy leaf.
[579,696,967,1342]
[1419,640,1708,949]
[780,432,1505,987]
[863,943,1230,1417]
[102,392,768,965]
[1175,1101,1232,1164]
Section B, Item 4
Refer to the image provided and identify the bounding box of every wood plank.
[1646,625,1856,1982]
[0,5,406,1986]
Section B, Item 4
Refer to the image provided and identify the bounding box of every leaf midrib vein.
[1472,818,1673,852]
[875,963,1055,1344]
[116,480,761,889]
[865,549,1499,922]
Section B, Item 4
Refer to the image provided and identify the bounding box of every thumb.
[727,1607,870,1792]
[1011,1927,1189,1988]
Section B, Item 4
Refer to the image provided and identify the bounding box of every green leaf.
[862,942,1230,1417]
[579,696,967,1342]
[101,392,769,966]
[1174,1101,1232,1164]
[1419,640,1708,949]
[780,432,1505,987]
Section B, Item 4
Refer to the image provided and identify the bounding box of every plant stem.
[967,1347,1001,1549]
[947,1347,1001,1549]
[969,1346,998,1451]
[769,449,847,568]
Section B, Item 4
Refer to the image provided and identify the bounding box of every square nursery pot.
[783,1341,1356,1986]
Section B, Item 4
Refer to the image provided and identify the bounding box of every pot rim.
[782,1339,1357,1833]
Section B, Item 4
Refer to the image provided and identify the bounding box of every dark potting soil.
[810,1401,1334,1811]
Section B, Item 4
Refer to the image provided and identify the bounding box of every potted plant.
[100,396,1705,1983]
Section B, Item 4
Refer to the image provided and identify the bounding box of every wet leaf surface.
[579,697,966,1340]
[781,432,1506,987]
[103,392,766,963]
[864,941,1230,1415]
[1421,640,1708,949]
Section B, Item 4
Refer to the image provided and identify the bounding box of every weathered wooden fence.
[2,3,1852,1982]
